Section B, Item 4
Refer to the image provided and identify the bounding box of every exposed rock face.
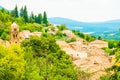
[62,30,76,38]
[19,30,31,41]
[30,32,42,37]
[56,40,71,48]
[89,40,108,48]
[19,31,42,42]
[56,39,112,80]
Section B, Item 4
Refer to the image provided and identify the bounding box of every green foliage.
[0,32,9,40]
[37,13,43,24]
[29,12,35,23]
[72,30,96,42]
[72,30,84,38]
[99,65,120,80]
[11,5,18,18]
[76,67,91,80]
[108,40,118,49]
[66,37,76,43]
[20,7,24,17]
[57,24,67,31]
[20,23,43,32]
[43,11,48,26]
[21,34,77,80]
[98,36,102,40]
[0,44,25,80]
[21,35,60,57]
[100,41,120,80]
[102,47,114,55]
[23,6,28,23]
[54,31,67,40]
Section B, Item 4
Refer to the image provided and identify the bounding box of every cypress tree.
[20,7,24,17]
[11,5,18,17]
[14,5,18,17]
[43,11,48,26]
[34,15,38,23]
[37,13,42,24]
[29,12,35,23]
[23,6,28,23]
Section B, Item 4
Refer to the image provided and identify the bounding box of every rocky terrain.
[0,23,113,80]
[56,30,113,80]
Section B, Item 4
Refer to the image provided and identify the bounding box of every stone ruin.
[10,22,19,44]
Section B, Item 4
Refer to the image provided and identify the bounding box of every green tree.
[29,12,35,23]
[98,36,102,40]
[21,34,77,80]
[0,44,25,80]
[23,6,28,23]
[34,15,38,23]
[20,6,24,17]
[37,13,42,24]
[11,5,18,17]
[43,11,48,26]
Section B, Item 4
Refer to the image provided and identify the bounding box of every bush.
[66,37,76,43]
[102,47,114,55]
[21,34,78,80]
[0,44,25,80]
[57,24,67,31]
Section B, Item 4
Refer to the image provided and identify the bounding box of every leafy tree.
[21,34,77,80]
[0,44,25,80]
[43,11,48,26]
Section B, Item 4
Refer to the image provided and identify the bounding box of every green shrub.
[57,24,67,31]
[66,37,76,43]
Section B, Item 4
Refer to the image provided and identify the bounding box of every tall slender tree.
[20,6,24,17]
[43,11,48,26]
[37,13,42,24]
[23,6,28,23]
[29,12,35,23]
[14,5,18,17]
[11,5,18,17]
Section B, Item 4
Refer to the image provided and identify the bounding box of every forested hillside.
[0,6,77,80]
[0,5,120,80]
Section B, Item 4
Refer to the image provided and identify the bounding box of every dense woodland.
[0,5,120,80]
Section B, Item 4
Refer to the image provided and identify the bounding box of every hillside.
[0,5,120,80]
[48,17,120,40]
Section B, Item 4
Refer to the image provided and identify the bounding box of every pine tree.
[23,6,28,23]
[37,13,42,24]
[34,15,38,23]
[20,7,24,17]
[43,11,48,26]
[14,5,18,17]
[29,12,35,23]
[11,5,18,17]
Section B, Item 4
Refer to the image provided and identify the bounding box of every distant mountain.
[48,17,120,32]
[0,6,3,9]
[48,17,120,40]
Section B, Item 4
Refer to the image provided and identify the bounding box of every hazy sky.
[0,0,120,22]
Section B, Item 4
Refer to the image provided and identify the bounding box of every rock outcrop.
[56,32,112,80]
